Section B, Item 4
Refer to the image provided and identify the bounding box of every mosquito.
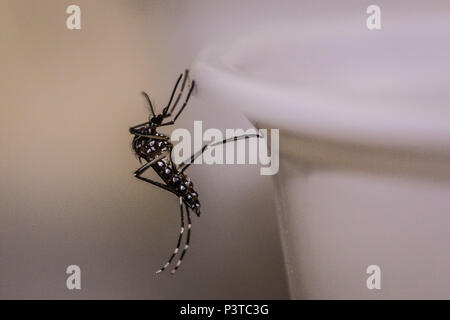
[129,70,260,274]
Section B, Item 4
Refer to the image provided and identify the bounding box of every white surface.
[194,20,450,156]
[0,0,289,299]
[193,15,450,298]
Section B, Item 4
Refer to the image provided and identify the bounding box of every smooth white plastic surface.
[194,20,450,299]
[194,21,450,156]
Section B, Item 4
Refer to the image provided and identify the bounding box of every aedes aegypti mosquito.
[129,70,260,274]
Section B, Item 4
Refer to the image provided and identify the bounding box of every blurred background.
[1,0,449,299]
[0,0,290,299]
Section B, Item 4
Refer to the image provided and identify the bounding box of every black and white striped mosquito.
[129,70,260,274]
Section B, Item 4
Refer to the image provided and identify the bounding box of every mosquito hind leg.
[156,197,186,274]
[170,202,192,275]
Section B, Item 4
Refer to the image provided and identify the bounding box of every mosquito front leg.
[158,80,196,127]
[132,133,169,140]
[129,122,148,133]
[162,70,188,116]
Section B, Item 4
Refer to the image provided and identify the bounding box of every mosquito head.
[149,114,163,127]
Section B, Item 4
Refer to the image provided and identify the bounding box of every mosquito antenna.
[142,91,156,117]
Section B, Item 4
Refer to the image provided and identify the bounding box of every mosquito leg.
[167,70,188,115]
[132,133,169,140]
[178,133,262,173]
[158,80,196,127]
[163,70,189,116]
[156,197,185,274]
[129,123,168,140]
[170,202,192,275]
[161,73,183,116]
[133,159,174,194]
[129,122,148,133]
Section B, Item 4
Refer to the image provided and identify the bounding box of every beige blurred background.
[0,0,289,299]
[3,0,449,300]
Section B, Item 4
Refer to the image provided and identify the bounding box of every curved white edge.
[192,23,450,158]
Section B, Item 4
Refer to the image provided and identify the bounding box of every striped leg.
[170,203,192,275]
[178,133,262,173]
[155,197,185,274]
[134,157,174,195]
[158,78,196,127]
[162,69,189,116]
